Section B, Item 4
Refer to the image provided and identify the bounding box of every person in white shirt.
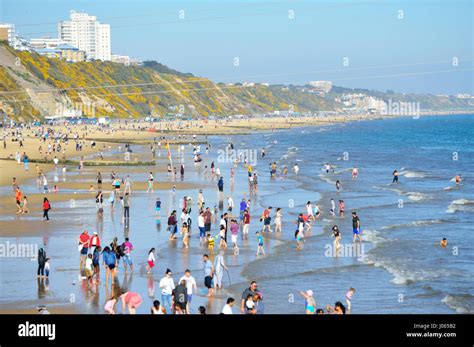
[227,196,234,212]
[159,269,175,314]
[198,212,206,242]
[179,269,197,311]
[222,297,235,314]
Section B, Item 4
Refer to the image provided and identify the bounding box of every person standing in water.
[339,200,345,218]
[123,193,130,221]
[299,289,316,314]
[330,199,336,216]
[392,169,399,184]
[256,231,265,256]
[455,174,462,186]
[213,250,228,289]
[352,212,362,242]
[346,287,356,314]
[274,208,282,233]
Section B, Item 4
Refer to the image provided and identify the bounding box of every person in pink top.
[121,291,142,314]
[122,237,134,273]
[230,219,240,255]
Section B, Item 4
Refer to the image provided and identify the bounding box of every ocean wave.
[318,174,337,185]
[381,219,446,231]
[372,185,429,202]
[443,186,457,191]
[399,170,426,178]
[406,191,429,202]
[441,294,474,313]
[446,199,474,213]
[361,229,387,246]
[363,255,446,285]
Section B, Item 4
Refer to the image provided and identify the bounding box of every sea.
[0,114,473,314]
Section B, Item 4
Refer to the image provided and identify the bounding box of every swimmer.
[455,174,462,185]
[440,238,447,248]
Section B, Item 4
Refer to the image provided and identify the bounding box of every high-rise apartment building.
[58,11,111,61]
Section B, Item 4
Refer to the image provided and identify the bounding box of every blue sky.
[0,0,472,94]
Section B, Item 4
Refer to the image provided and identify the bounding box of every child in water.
[207,233,215,254]
[104,296,118,314]
[256,231,265,256]
[345,287,356,314]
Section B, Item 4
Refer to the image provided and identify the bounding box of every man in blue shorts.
[352,212,362,242]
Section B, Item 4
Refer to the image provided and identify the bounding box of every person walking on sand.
[352,212,362,242]
[15,187,23,213]
[299,289,316,314]
[42,197,51,222]
[21,195,29,214]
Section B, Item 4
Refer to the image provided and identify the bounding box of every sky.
[0,0,472,94]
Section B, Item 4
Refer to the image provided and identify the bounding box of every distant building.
[30,37,68,50]
[308,80,333,93]
[34,44,86,62]
[57,44,86,62]
[0,23,15,45]
[11,36,31,51]
[58,11,111,61]
[34,48,61,59]
[111,54,131,65]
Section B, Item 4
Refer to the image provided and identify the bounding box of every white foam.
[381,219,444,230]
[441,295,471,314]
[407,192,429,202]
[399,170,426,178]
[446,199,474,213]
